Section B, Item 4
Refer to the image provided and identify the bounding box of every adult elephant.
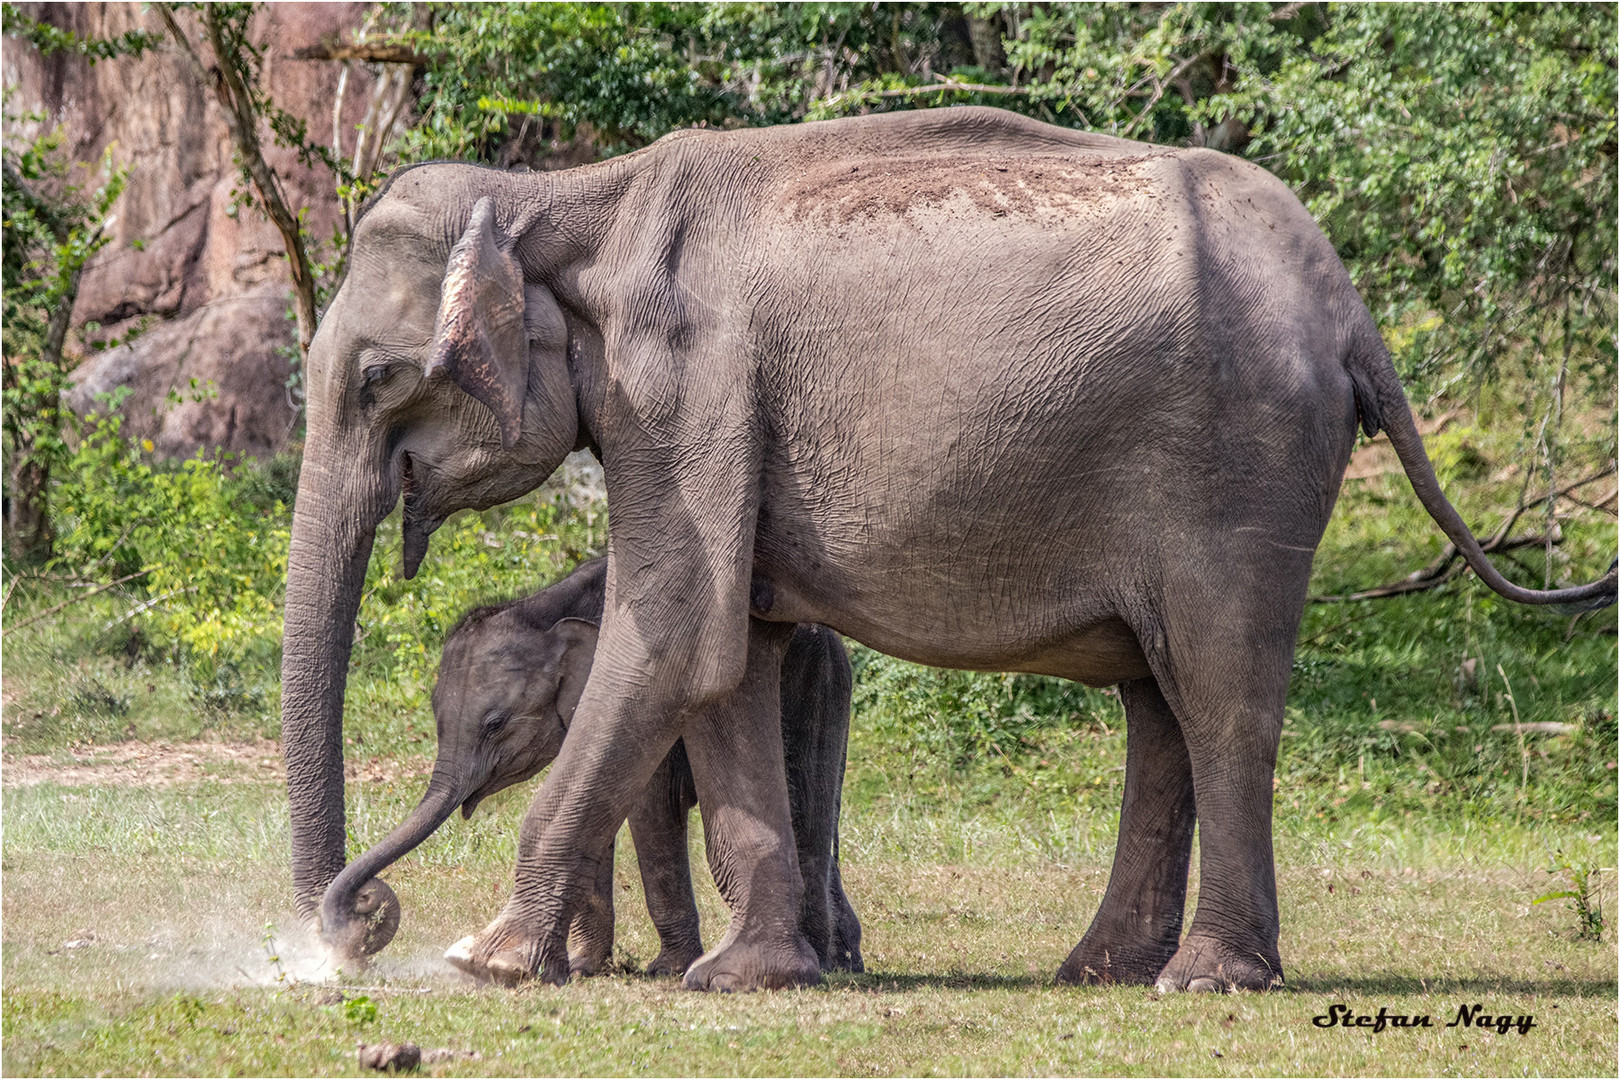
[283,106,1614,993]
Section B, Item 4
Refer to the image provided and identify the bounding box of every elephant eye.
[481,710,508,734]
[357,363,394,409]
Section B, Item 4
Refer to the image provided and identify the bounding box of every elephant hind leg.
[1134,561,1306,993]
[1057,674,1194,986]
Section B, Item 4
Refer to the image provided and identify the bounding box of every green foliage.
[49,414,292,679]
[1,101,129,560]
[0,2,162,61]
[1533,854,1606,941]
[340,996,377,1025]
[852,648,1119,771]
[1235,4,1616,396]
[399,2,984,159]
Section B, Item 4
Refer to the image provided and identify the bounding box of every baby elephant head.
[319,607,598,964]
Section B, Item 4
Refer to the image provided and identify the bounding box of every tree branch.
[2,569,151,636]
[291,42,428,66]
[819,74,1033,112]
[1312,466,1617,603]
[156,3,319,359]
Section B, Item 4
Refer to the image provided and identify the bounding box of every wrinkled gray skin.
[284,106,1616,994]
[321,559,863,978]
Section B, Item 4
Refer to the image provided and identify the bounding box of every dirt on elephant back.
[779,153,1156,224]
[0,740,430,788]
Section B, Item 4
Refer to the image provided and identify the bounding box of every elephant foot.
[1152,934,1284,993]
[567,942,612,979]
[682,928,821,992]
[830,902,864,973]
[827,946,864,974]
[646,944,703,978]
[443,920,570,987]
[1055,934,1178,987]
[443,936,490,981]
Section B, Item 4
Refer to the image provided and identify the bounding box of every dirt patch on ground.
[0,740,431,788]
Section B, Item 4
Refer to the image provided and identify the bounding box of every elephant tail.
[1345,328,1617,611]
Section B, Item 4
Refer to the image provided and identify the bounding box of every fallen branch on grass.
[1313,466,1616,603]
[2,569,151,636]
[101,586,195,632]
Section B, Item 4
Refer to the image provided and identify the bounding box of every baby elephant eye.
[481,710,508,734]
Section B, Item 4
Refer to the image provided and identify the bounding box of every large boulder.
[3,2,374,457]
[65,286,298,461]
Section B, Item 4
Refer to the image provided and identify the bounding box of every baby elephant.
[320,557,862,980]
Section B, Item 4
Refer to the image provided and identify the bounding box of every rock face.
[3,2,375,458]
[65,286,298,460]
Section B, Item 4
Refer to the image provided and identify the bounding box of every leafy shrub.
[851,647,1120,768]
[50,413,290,676]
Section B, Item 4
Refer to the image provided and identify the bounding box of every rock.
[65,286,298,460]
[3,2,377,458]
[358,1042,421,1073]
[3,2,374,326]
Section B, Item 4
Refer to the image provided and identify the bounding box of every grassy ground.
[1,765,1614,1076]
[3,400,1616,1075]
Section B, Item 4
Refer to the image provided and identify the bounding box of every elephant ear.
[550,617,599,727]
[426,197,529,449]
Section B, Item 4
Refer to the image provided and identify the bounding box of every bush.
[50,413,291,678]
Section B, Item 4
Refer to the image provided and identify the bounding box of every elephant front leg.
[627,742,705,977]
[681,621,822,992]
[446,666,685,985]
[1057,675,1195,986]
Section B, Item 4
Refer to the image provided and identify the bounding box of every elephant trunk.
[280,482,378,931]
[320,766,468,962]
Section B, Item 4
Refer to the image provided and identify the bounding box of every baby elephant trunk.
[319,765,469,964]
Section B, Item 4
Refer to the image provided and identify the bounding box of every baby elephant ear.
[426,197,528,448]
[551,617,600,727]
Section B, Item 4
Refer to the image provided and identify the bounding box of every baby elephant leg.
[566,835,617,976]
[627,741,705,976]
[682,619,822,991]
[780,624,863,973]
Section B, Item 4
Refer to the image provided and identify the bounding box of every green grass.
[1,772,1614,1076]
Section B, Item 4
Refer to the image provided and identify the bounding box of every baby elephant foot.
[1153,934,1284,994]
[682,930,821,992]
[1055,935,1179,987]
[646,942,704,978]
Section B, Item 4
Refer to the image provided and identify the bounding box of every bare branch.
[291,42,428,66]
[819,74,1033,112]
[1122,54,1200,138]
[3,569,152,636]
[157,3,319,359]
[1312,467,1616,603]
